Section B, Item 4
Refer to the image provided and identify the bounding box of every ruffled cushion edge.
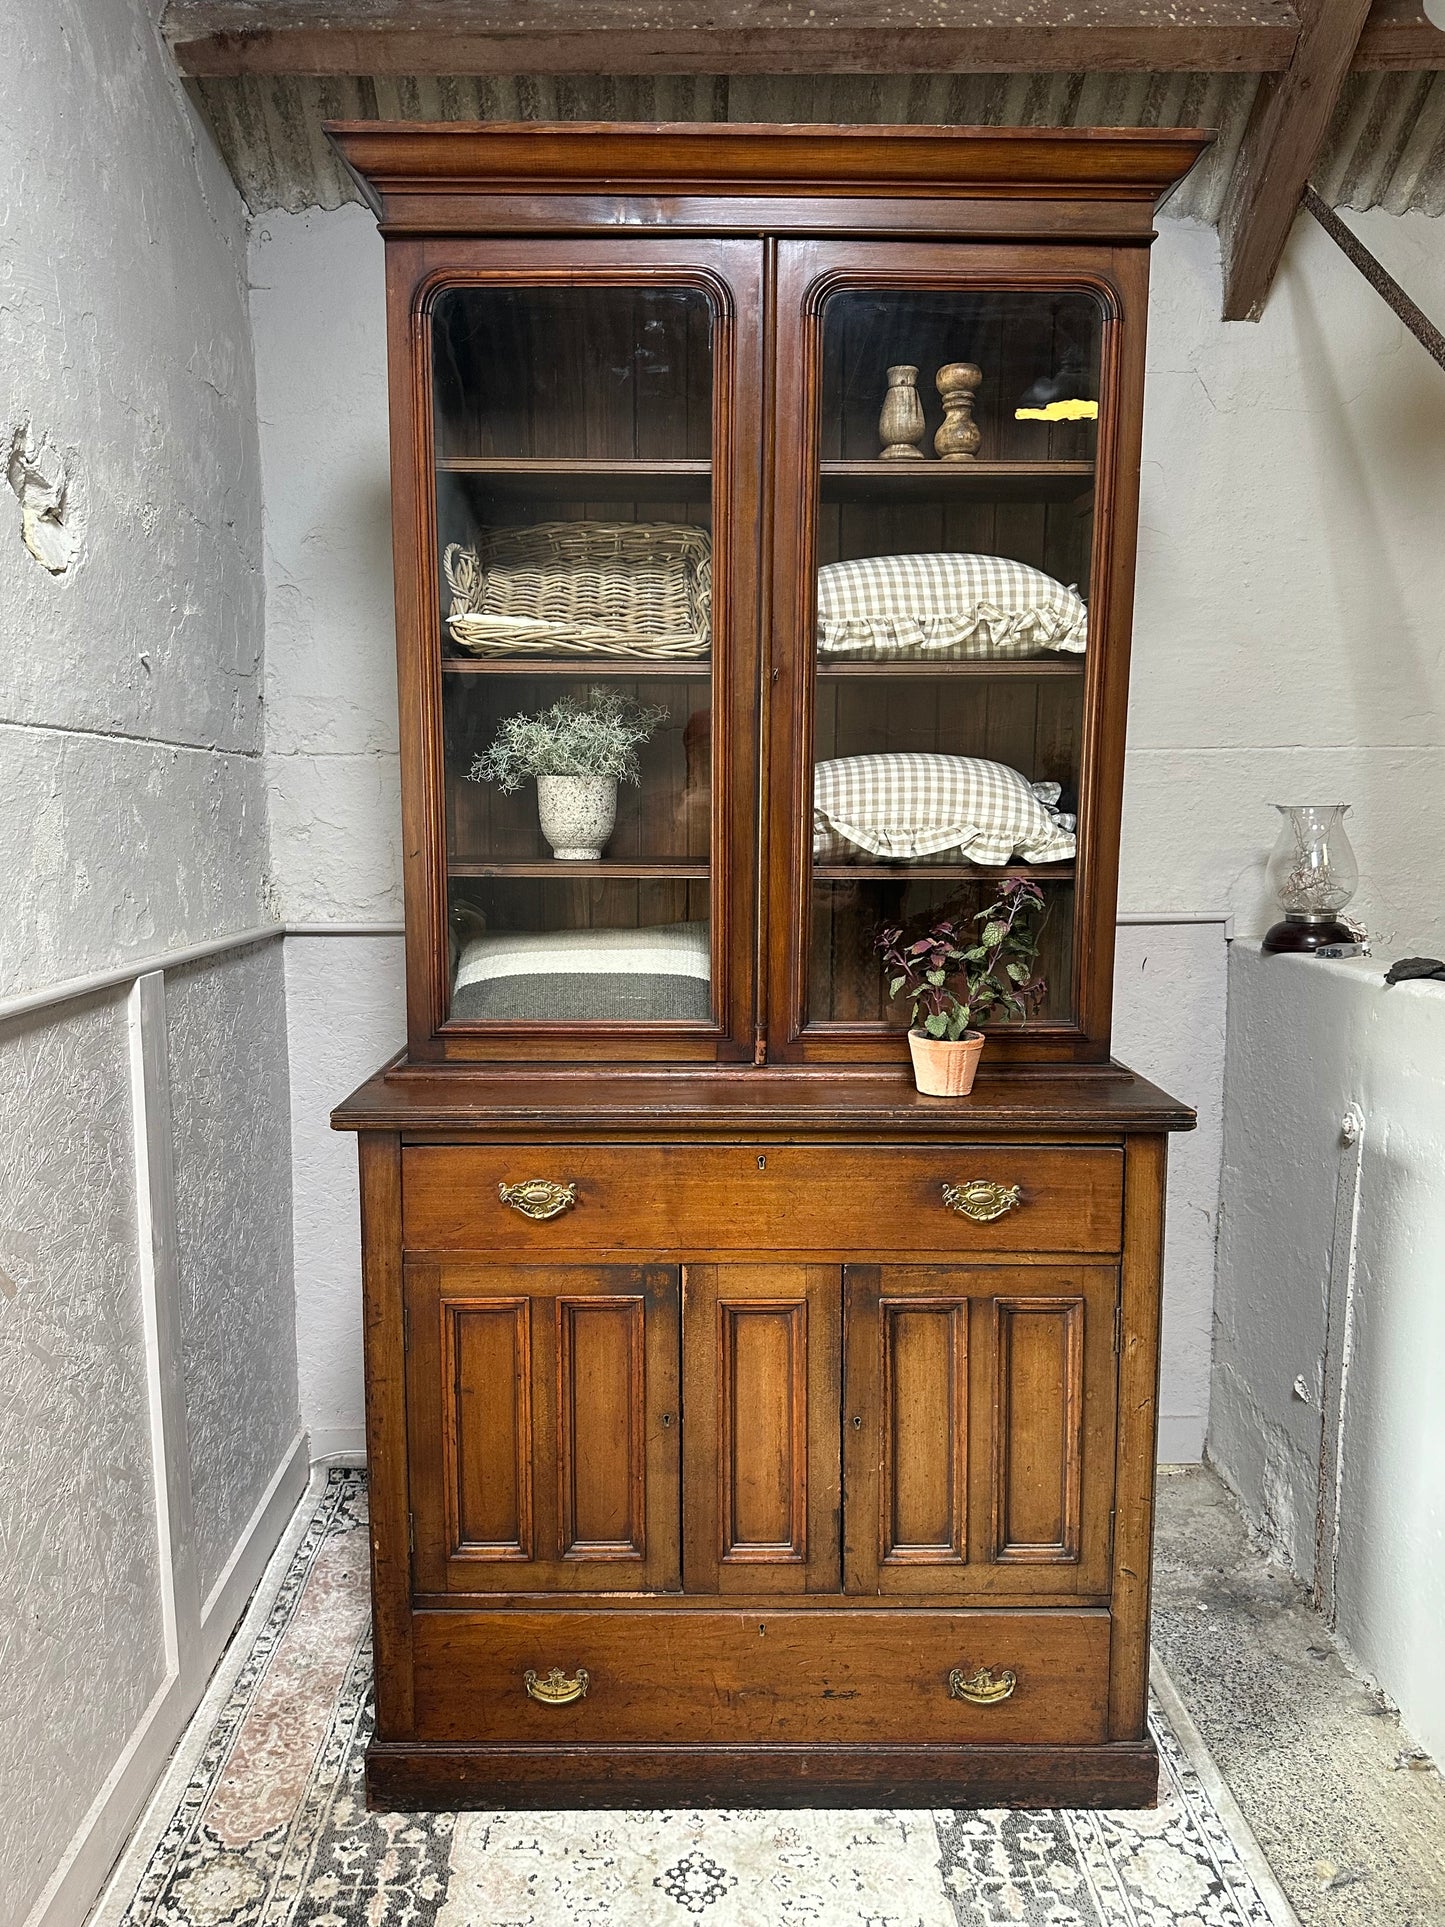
[817,600,1087,659]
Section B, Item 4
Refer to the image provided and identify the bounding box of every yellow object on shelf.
[1015,398,1099,421]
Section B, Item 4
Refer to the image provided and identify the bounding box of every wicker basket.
[443,521,712,659]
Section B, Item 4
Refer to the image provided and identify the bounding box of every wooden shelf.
[443,656,710,678]
[449,858,709,879]
[820,459,1093,500]
[814,863,1075,882]
[443,656,1076,681]
[436,457,712,499]
[817,657,1083,679]
[434,457,1089,502]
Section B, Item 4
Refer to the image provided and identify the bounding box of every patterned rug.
[94,1469,1298,1927]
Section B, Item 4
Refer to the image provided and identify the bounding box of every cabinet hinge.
[753,1023,767,1067]
[408,1511,415,1558]
[402,1303,410,1347]
[1113,1301,1124,1355]
[1108,1506,1116,1552]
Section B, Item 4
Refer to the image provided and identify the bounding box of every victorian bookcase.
[330,121,1204,1810]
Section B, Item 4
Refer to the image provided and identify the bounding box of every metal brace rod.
[1303,183,1445,373]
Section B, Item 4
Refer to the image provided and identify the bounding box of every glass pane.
[808,286,1101,1034]
[432,285,715,1026]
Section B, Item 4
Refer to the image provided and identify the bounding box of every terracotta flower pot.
[908,1028,985,1097]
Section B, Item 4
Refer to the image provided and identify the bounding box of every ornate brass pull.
[498,1179,577,1221]
[948,1665,1017,1705]
[941,1180,1022,1223]
[524,1666,589,1705]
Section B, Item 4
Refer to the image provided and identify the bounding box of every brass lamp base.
[1262,913,1355,955]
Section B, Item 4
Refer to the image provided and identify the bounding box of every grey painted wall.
[0,994,165,1921]
[0,3,303,1924]
[168,944,298,1602]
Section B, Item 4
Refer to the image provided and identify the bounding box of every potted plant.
[469,686,668,860]
[877,879,1048,1096]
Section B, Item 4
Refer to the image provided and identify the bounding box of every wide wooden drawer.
[402,1143,1123,1255]
[410,1607,1110,1745]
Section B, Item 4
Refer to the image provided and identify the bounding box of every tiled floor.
[1154,1464,1445,1927]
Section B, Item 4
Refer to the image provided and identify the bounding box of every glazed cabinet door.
[766,238,1144,1066]
[387,237,766,1063]
[843,1264,1117,1597]
[406,1260,680,1594]
[682,1265,841,1592]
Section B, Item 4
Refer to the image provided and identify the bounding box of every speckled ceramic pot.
[536,774,617,860]
[908,1028,985,1096]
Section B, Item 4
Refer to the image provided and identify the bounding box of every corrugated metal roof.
[188,68,1445,221]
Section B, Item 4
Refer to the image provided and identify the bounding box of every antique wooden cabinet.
[330,121,1204,1811]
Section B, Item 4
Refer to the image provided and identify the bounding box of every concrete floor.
[1154,1464,1445,1927]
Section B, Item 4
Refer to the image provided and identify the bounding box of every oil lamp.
[1262,804,1359,953]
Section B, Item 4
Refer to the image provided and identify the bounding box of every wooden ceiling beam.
[1354,0,1445,69]
[1217,0,1373,322]
[162,0,1445,78]
[164,1,1305,78]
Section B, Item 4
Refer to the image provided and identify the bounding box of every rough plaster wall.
[0,3,294,1921]
[1112,924,1227,1464]
[283,934,406,1458]
[1210,943,1445,1764]
[0,0,273,996]
[167,944,300,1600]
[1130,212,1445,954]
[0,995,165,1924]
[251,206,401,925]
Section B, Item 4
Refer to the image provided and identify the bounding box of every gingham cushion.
[813,755,1077,866]
[817,552,1087,660]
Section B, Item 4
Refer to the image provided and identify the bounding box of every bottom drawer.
[411,1608,1110,1746]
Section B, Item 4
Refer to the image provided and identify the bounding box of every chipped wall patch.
[7,428,79,573]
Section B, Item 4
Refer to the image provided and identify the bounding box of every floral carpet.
[95,1470,1297,1927]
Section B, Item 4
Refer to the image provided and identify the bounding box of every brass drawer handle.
[498,1179,577,1221]
[524,1666,589,1705]
[942,1180,1021,1223]
[948,1665,1017,1705]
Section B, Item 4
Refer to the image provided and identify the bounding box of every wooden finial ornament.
[935,362,983,461]
[878,364,926,459]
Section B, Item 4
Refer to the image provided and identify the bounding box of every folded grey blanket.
[452,921,711,1023]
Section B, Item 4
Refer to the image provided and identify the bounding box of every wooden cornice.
[165,0,1443,80]
[327,120,1212,236]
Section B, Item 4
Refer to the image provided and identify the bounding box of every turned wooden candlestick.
[878,364,926,459]
[935,361,983,461]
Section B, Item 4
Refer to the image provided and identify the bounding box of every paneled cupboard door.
[682,1265,841,1593]
[406,1261,681,1594]
[843,1264,1118,1597]
[391,238,766,1062]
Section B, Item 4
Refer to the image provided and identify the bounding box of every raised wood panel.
[972,1267,1118,1595]
[886,1302,968,1560]
[722,1301,807,1558]
[448,1297,532,1558]
[684,1265,840,1593]
[991,1297,1085,1561]
[557,1296,646,1557]
[407,1261,680,1594]
[845,1263,1117,1598]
